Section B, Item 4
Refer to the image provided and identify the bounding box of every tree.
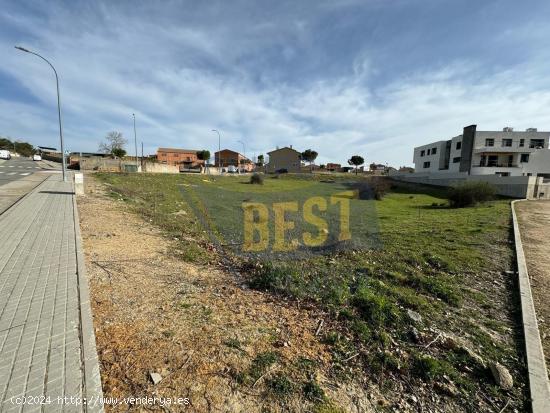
[348,155,365,175]
[301,149,318,172]
[0,137,36,157]
[112,147,127,158]
[99,131,127,157]
[257,154,264,166]
[196,150,211,163]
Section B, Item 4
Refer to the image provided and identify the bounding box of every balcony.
[473,147,528,154]
[474,163,518,168]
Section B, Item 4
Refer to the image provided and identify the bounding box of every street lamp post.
[15,46,67,181]
[238,140,246,173]
[212,129,221,170]
[238,140,246,158]
[132,113,138,169]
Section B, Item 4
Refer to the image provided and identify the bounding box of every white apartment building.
[413,125,550,177]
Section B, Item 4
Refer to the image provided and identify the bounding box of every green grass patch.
[95,173,522,409]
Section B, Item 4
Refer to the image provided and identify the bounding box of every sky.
[1,0,550,167]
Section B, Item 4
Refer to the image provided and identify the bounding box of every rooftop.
[157,147,198,153]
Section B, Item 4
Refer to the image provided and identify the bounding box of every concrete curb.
[511,199,550,412]
[71,179,105,412]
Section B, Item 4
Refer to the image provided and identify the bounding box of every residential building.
[413,125,550,177]
[214,149,254,171]
[266,146,301,173]
[326,163,341,172]
[157,148,204,168]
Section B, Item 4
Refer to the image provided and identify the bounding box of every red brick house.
[214,149,254,171]
[156,148,204,168]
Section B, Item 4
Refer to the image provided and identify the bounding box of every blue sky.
[1,0,549,166]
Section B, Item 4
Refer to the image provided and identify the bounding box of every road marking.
[20,173,31,176]
[7,172,16,175]
[8,165,14,168]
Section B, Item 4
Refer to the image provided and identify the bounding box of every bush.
[447,181,495,207]
[250,173,264,185]
[370,177,391,200]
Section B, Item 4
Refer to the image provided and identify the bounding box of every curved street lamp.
[132,113,138,169]
[15,46,67,181]
[212,129,221,169]
[237,139,246,173]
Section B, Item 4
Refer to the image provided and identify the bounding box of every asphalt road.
[0,157,60,214]
[0,157,47,185]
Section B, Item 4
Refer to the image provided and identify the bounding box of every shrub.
[370,177,392,200]
[250,173,264,185]
[447,181,495,208]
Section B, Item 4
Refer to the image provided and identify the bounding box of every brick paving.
[0,176,103,412]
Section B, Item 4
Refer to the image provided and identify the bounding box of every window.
[431,147,437,155]
[519,139,525,147]
[427,149,431,155]
[480,155,486,166]
[487,155,498,167]
[520,153,530,163]
[530,139,545,148]
[502,139,512,147]
[453,157,461,163]
[485,139,494,147]
[496,172,510,177]
[423,161,431,168]
[456,141,462,150]
[420,150,425,157]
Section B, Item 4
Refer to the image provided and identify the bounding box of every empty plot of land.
[516,200,550,375]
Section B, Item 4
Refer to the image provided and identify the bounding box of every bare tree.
[99,131,127,156]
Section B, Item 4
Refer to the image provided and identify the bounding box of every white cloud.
[1,1,549,167]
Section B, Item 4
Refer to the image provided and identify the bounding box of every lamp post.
[238,139,246,173]
[15,46,66,181]
[212,129,221,170]
[238,140,246,158]
[132,113,138,169]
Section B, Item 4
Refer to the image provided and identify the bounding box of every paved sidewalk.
[0,176,103,412]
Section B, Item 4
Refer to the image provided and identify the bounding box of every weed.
[266,374,295,398]
[302,380,325,401]
[412,353,455,381]
[223,338,243,351]
[249,351,279,381]
[351,286,402,329]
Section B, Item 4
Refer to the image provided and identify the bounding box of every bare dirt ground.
[77,175,379,412]
[516,200,550,375]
